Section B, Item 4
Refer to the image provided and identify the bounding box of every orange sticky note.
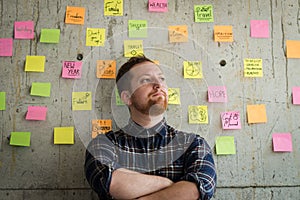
[65,6,85,25]
[96,60,116,79]
[286,40,300,58]
[247,104,267,124]
[168,25,188,43]
[214,25,233,42]
[92,119,112,138]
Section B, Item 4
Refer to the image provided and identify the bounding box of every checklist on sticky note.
[215,136,236,155]
[10,132,31,147]
[25,55,46,72]
[14,21,35,39]
[25,106,48,121]
[0,92,6,110]
[30,82,51,97]
[246,104,267,124]
[272,133,293,152]
[250,20,269,38]
[0,38,13,57]
[40,29,60,43]
[286,40,300,58]
[54,127,74,144]
[292,86,300,104]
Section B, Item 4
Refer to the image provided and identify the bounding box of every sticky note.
[183,61,203,78]
[168,88,181,105]
[124,40,144,57]
[272,133,293,152]
[62,61,82,79]
[292,86,300,104]
[250,20,269,38]
[246,104,267,124]
[286,40,300,58]
[115,89,125,106]
[92,119,112,138]
[14,21,35,39]
[221,111,241,129]
[148,0,168,12]
[194,5,214,22]
[104,0,123,16]
[244,58,263,77]
[54,127,74,144]
[26,106,48,121]
[128,20,147,38]
[10,132,31,147]
[72,92,92,110]
[25,55,46,72]
[0,92,6,110]
[216,136,236,155]
[168,25,188,43]
[96,60,116,79]
[188,105,208,124]
[214,25,233,42]
[40,29,60,43]
[0,38,13,57]
[65,6,85,25]
[86,28,106,46]
[208,86,227,102]
[30,82,51,97]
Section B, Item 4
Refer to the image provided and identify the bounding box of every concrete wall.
[1,0,300,199]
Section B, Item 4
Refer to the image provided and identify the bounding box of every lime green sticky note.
[115,89,125,106]
[216,136,236,155]
[10,132,31,147]
[25,55,46,72]
[30,82,51,97]
[72,92,92,110]
[40,29,60,43]
[54,127,74,144]
[128,20,147,38]
[0,92,6,110]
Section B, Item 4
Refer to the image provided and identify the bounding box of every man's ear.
[120,91,132,105]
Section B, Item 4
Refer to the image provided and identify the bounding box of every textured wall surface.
[1,0,300,199]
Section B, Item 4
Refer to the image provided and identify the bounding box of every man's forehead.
[130,61,163,75]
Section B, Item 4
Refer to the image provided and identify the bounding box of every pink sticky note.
[272,133,293,152]
[292,86,300,104]
[208,86,227,102]
[62,61,82,79]
[221,111,241,129]
[26,106,48,121]
[0,38,13,57]
[250,20,269,38]
[14,21,35,39]
[148,0,168,12]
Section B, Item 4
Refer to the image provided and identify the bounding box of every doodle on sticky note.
[183,61,203,78]
[168,25,188,43]
[92,119,112,138]
[65,6,85,25]
[0,38,13,57]
[86,28,105,46]
[168,88,181,105]
[104,0,123,16]
[208,86,227,102]
[244,58,263,77]
[194,5,214,22]
[124,40,144,57]
[62,61,82,79]
[221,111,241,130]
[72,92,92,110]
[148,0,168,12]
[97,60,116,79]
[188,105,208,124]
[14,21,34,39]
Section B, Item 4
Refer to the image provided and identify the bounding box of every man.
[85,55,216,200]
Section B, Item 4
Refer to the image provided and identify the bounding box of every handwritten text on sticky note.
[97,60,116,79]
[128,20,147,38]
[14,21,34,39]
[168,88,181,105]
[208,86,227,102]
[168,25,188,43]
[244,58,263,77]
[148,0,168,12]
[194,5,214,22]
[221,111,241,129]
[92,119,112,138]
[214,25,233,42]
[62,61,82,79]
[72,92,92,110]
[65,6,85,25]
[86,28,105,46]
[124,40,144,57]
[104,0,123,16]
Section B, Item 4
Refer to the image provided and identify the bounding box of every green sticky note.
[115,89,125,106]
[25,55,46,72]
[128,20,147,38]
[194,5,214,22]
[40,29,60,43]
[30,82,51,97]
[216,136,236,155]
[10,132,31,147]
[54,127,74,144]
[0,92,6,110]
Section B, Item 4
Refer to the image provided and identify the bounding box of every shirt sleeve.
[180,135,217,200]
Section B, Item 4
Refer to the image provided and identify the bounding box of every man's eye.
[159,77,166,81]
[141,78,151,83]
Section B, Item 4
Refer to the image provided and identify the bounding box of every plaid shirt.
[85,118,216,200]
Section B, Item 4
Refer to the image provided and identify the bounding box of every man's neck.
[130,112,164,129]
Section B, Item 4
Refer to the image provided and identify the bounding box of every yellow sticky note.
[168,88,181,104]
[188,105,208,124]
[124,40,143,57]
[244,58,263,77]
[65,6,85,25]
[247,104,267,124]
[216,136,236,155]
[86,28,105,46]
[25,56,46,72]
[286,40,300,58]
[214,25,233,42]
[104,0,123,16]
[72,92,92,110]
[168,25,188,43]
[96,60,116,79]
[183,61,203,78]
[92,119,112,138]
[54,127,74,144]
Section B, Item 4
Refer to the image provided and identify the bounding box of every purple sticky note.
[250,20,269,38]
[26,106,48,121]
[208,86,227,102]
[272,133,293,152]
[62,61,82,79]
[14,21,35,39]
[148,0,168,12]
[0,38,13,57]
[221,111,241,129]
[292,86,300,104]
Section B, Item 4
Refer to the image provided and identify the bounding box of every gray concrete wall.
[1,0,300,199]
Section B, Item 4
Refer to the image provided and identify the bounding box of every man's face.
[127,61,168,116]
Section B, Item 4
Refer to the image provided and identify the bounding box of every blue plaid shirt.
[85,118,216,199]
